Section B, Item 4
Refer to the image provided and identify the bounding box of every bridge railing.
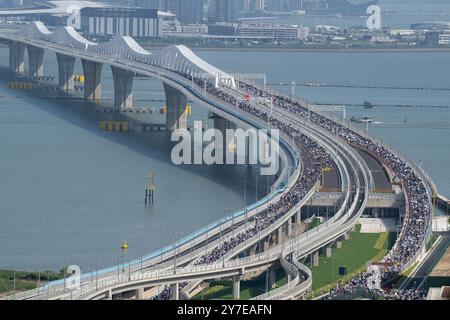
[0,30,378,300]
[246,79,434,276]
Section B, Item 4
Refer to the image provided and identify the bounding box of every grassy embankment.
[308,224,396,298]
[0,269,65,298]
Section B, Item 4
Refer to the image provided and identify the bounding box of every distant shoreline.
[143,46,450,53]
[2,39,447,54]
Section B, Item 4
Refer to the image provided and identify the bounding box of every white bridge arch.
[15,21,236,89]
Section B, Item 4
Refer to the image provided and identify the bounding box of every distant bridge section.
[4,21,237,132]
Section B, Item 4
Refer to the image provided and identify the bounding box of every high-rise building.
[80,7,162,38]
[266,0,303,12]
[164,0,181,16]
[179,0,206,24]
[239,0,266,13]
[210,0,238,23]
[135,0,164,9]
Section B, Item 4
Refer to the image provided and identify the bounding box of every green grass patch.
[192,267,287,300]
[373,233,389,250]
[307,218,322,231]
[0,269,65,297]
[426,233,440,251]
[309,225,396,297]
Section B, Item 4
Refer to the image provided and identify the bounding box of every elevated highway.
[0,22,437,300]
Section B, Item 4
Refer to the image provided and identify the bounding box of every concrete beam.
[56,53,75,91]
[8,41,25,75]
[232,275,240,300]
[27,45,44,77]
[82,59,102,102]
[171,283,179,300]
[111,66,134,108]
[164,83,187,132]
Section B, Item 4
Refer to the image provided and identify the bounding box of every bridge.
[0,22,438,300]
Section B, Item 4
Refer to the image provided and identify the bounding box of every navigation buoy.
[121,240,128,250]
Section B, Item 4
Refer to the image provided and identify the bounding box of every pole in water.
[145,172,155,205]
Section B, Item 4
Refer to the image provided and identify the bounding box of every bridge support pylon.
[82,59,102,103]
[171,283,179,300]
[277,226,283,244]
[232,275,241,300]
[287,218,293,237]
[135,288,144,300]
[56,53,75,91]
[213,114,237,163]
[313,251,319,267]
[268,266,277,289]
[325,245,332,257]
[164,83,187,132]
[27,45,44,77]
[296,210,301,224]
[112,66,134,108]
[8,41,25,75]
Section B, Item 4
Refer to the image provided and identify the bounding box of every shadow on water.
[0,66,272,197]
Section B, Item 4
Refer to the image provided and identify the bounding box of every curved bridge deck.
[0,22,438,301]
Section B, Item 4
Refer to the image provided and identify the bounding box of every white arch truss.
[12,22,236,88]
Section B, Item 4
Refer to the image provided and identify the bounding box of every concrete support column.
[313,251,319,267]
[336,241,342,249]
[325,245,332,257]
[286,220,292,238]
[27,45,44,77]
[249,245,257,256]
[277,227,283,244]
[111,66,134,108]
[213,114,237,163]
[268,267,276,289]
[344,233,350,240]
[296,210,302,224]
[171,283,179,300]
[82,59,102,102]
[135,288,144,299]
[164,83,187,132]
[106,289,112,300]
[263,239,270,252]
[56,53,75,91]
[8,41,25,75]
[232,275,240,300]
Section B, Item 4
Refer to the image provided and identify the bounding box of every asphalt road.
[357,149,392,191]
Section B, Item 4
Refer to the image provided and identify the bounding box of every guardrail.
[243,78,434,292]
